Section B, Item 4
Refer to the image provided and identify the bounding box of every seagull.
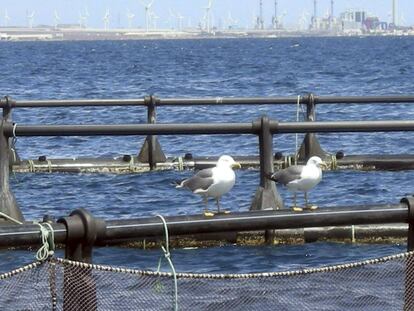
[176,155,241,216]
[268,156,327,212]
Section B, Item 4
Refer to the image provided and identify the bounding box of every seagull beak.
[232,162,242,169]
[321,161,328,169]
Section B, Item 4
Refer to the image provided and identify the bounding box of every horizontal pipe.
[6,120,414,137]
[0,223,67,247]
[276,120,414,133]
[104,204,407,240]
[6,123,254,136]
[2,95,414,108]
[3,99,146,108]
[0,204,408,247]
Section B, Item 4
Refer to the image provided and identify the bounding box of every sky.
[0,0,412,29]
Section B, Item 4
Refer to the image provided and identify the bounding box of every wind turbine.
[126,9,135,28]
[4,9,11,27]
[27,11,35,29]
[176,12,184,31]
[78,12,87,28]
[150,11,159,30]
[103,9,110,30]
[298,10,310,30]
[140,0,154,32]
[203,0,213,33]
[170,9,184,31]
[225,11,238,30]
[53,10,60,30]
[83,7,90,28]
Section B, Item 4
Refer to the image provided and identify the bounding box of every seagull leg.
[215,198,231,215]
[203,196,214,217]
[292,192,303,212]
[305,192,318,210]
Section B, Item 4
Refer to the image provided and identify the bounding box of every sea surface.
[0,36,413,278]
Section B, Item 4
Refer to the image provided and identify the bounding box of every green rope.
[28,160,35,173]
[47,160,52,173]
[330,154,338,170]
[172,157,184,171]
[0,212,23,225]
[129,155,135,172]
[35,222,55,261]
[156,214,178,311]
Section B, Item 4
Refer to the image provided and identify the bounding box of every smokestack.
[330,0,334,29]
[392,0,397,26]
[274,0,278,29]
[312,0,318,29]
[259,0,264,30]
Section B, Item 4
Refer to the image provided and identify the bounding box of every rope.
[10,123,18,163]
[129,156,135,172]
[330,154,338,170]
[351,225,356,243]
[47,160,52,173]
[295,95,300,165]
[0,212,23,225]
[155,214,178,311]
[35,222,55,261]
[172,157,184,171]
[177,156,184,171]
[28,160,35,172]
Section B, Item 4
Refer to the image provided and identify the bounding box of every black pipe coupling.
[401,197,414,224]
[58,208,106,261]
[252,116,269,135]
[307,93,318,105]
[144,95,160,107]
[3,96,16,110]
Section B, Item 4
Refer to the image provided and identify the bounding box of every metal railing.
[2,115,414,223]
[0,198,413,260]
[2,94,414,168]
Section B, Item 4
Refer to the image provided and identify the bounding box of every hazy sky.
[0,0,412,29]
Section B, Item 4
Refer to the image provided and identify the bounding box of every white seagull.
[176,155,241,216]
[268,156,327,212]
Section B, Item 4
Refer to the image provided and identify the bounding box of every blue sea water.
[0,36,414,275]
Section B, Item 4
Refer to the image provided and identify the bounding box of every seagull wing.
[178,168,215,192]
[269,165,304,185]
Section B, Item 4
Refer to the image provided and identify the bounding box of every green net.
[1,251,414,310]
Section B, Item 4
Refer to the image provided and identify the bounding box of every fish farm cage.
[1,94,414,309]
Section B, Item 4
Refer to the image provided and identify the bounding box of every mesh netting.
[1,251,414,310]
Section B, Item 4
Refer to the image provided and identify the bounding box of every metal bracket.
[401,197,414,251]
[138,95,166,169]
[58,208,106,262]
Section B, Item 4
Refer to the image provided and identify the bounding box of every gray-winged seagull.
[176,155,241,216]
[268,156,327,212]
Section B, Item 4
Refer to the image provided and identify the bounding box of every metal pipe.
[0,98,146,108]
[6,120,414,137]
[0,204,408,247]
[3,95,414,108]
[276,120,414,133]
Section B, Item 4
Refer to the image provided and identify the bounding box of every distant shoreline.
[1,26,413,42]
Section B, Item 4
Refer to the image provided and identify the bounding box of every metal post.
[138,95,166,169]
[250,116,284,212]
[298,93,328,161]
[58,209,105,311]
[3,97,20,166]
[0,98,23,223]
[402,197,414,309]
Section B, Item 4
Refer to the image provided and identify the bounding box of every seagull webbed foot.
[292,206,303,212]
[203,210,215,217]
[305,205,318,210]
